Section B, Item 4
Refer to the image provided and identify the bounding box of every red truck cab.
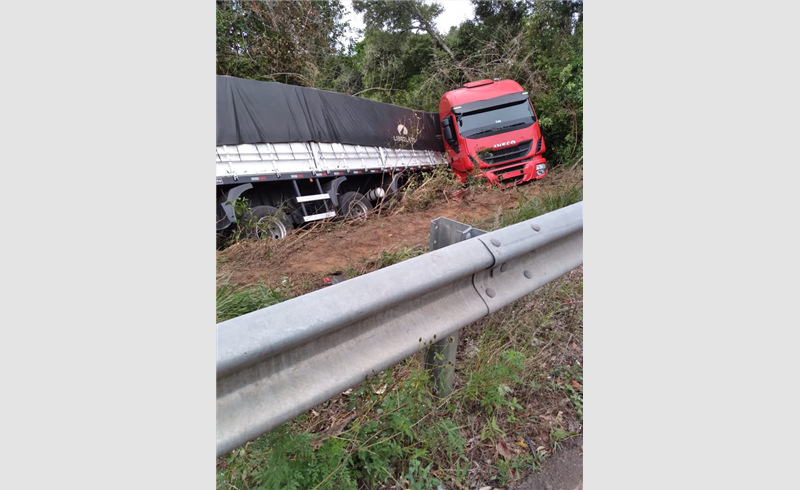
[439,79,547,186]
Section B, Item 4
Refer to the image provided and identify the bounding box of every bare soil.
[217,186,511,287]
[216,168,579,293]
[517,435,583,490]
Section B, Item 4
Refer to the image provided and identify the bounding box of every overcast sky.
[342,0,475,43]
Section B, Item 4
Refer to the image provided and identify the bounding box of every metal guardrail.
[216,202,583,457]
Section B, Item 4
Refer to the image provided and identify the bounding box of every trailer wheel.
[241,206,293,240]
[338,191,373,219]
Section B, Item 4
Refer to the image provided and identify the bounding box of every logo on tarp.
[393,123,415,145]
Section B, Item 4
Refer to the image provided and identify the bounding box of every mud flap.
[322,176,347,207]
[218,183,254,230]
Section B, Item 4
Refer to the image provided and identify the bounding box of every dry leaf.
[310,411,357,450]
[496,441,512,460]
[452,188,472,200]
[570,380,582,391]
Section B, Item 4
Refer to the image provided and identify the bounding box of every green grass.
[215,247,426,322]
[216,278,287,323]
[364,245,426,270]
[218,360,460,490]
[215,193,584,489]
[490,184,583,230]
[216,270,584,490]
[344,246,427,279]
[401,164,463,210]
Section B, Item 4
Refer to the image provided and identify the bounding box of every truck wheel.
[241,206,293,240]
[338,191,373,219]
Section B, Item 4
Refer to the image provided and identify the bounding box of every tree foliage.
[216,0,349,86]
[216,0,583,167]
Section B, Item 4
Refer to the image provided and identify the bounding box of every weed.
[219,196,294,249]
[343,265,361,280]
[216,276,286,323]
[217,197,255,248]
[340,246,426,281]
[463,350,526,415]
[216,266,584,490]
[494,184,583,230]
[549,426,579,451]
[358,245,425,273]
[551,362,583,420]
[463,150,498,189]
[401,164,463,210]
[405,459,441,490]
[480,415,506,445]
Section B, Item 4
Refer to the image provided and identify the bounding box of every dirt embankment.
[217,167,581,292]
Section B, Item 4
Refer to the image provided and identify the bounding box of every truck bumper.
[481,155,547,187]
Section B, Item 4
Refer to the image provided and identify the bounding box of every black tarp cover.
[217,76,444,152]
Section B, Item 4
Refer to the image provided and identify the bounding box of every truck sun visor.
[450,92,530,115]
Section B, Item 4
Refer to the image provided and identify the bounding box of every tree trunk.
[407,2,467,76]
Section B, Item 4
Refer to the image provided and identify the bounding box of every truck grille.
[480,139,533,166]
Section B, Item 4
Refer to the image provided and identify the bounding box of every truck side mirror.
[442,116,458,150]
[443,125,455,143]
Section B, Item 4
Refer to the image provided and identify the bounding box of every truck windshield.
[457,100,536,138]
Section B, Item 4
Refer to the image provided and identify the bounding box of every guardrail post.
[424,217,487,397]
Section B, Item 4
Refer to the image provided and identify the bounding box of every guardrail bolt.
[500,262,508,272]
[491,238,501,247]
[523,270,532,279]
[531,224,541,232]
[486,288,496,298]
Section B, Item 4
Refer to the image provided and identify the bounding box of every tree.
[215,0,584,167]
[216,0,349,86]
[472,0,531,30]
[522,1,583,165]
[352,1,459,65]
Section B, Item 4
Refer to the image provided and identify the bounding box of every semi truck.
[216,76,547,240]
[216,75,446,240]
[439,78,547,186]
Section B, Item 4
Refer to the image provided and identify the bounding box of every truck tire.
[241,205,293,240]
[338,191,373,219]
